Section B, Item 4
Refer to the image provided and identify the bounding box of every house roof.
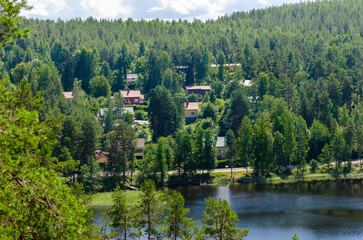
[211,63,242,68]
[63,92,73,99]
[215,137,226,148]
[96,154,109,163]
[127,74,138,79]
[137,138,145,149]
[241,79,252,87]
[133,120,150,125]
[185,86,211,91]
[185,101,199,110]
[122,107,134,115]
[121,90,144,99]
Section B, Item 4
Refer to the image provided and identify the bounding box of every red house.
[120,90,145,105]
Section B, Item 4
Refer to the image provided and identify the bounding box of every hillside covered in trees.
[1,0,363,238]
[1,0,362,190]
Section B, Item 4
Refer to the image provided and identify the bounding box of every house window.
[125,99,129,103]
[135,98,139,103]
[191,112,195,115]
[219,149,224,154]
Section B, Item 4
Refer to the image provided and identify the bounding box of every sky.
[22,0,308,21]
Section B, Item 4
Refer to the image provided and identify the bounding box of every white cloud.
[80,0,133,19]
[148,0,236,20]
[258,0,269,5]
[23,0,66,16]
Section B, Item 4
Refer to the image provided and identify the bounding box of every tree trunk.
[245,156,249,176]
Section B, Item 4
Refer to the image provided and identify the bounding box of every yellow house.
[185,101,199,122]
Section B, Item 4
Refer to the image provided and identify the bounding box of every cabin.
[63,92,74,101]
[95,154,109,170]
[95,138,145,169]
[215,137,228,160]
[241,79,252,87]
[135,138,145,160]
[121,90,144,105]
[185,86,211,100]
[185,101,199,123]
[126,74,138,83]
[211,63,241,71]
[99,107,134,122]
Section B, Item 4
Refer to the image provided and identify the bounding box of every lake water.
[94,179,363,240]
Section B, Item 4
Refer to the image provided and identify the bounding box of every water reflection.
[94,179,363,240]
[177,179,363,240]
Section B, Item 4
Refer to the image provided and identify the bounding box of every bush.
[343,160,353,173]
[310,159,318,173]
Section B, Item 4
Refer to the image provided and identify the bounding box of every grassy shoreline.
[89,171,363,207]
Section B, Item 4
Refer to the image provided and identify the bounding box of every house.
[63,92,74,101]
[121,90,144,105]
[95,138,145,168]
[185,86,211,100]
[185,101,199,123]
[211,63,241,71]
[126,74,138,83]
[215,137,228,160]
[96,154,109,169]
[133,120,150,126]
[240,79,252,87]
[121,107,134,116]
[174,65,188,74]
[99,107,134,121]
[135,138,145,160]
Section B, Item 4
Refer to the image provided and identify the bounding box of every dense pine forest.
[1,0,362,238]
[2,0,362,185]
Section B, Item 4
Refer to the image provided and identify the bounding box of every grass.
[89,170,363,207]
[89,190,141,208]
[246,171,363,184]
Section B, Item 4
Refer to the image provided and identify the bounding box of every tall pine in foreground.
[0,78,91,238]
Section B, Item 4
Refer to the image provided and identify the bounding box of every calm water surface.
[94,179,363,240]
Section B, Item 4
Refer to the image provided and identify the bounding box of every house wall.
[124,97,141,105]
[185,109,198,118]
[216,147,229,159]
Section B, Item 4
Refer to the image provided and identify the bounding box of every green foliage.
[187,94,199,102]
[89,75,111,98]
[138,179,166,239]
[238,116,253,175]
[0,79,91,238]
[105,120,135,186]
[148,86,183,140]
[162,191,197,240]
[202,197,248,240]
[310,160,319,173]
[0,0,31,46]
[174,130,195,176]
[111,186,141,239]
[72,46,98,94]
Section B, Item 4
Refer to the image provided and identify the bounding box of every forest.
[0,0,362,238]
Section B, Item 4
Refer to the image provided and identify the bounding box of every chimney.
[127,89,130,95]
[186,100,189,108]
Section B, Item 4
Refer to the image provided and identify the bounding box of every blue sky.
[22,0,309,21]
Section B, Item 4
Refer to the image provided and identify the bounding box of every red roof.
[121,90,144,99]
[63,92,74,99]
[185,101,199,110]
[185,86,211,90]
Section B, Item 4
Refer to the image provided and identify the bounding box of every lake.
[94,179,363,240]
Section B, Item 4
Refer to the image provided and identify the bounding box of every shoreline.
[89,171,363,207]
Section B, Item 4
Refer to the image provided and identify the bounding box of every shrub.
[310,159,318,173]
